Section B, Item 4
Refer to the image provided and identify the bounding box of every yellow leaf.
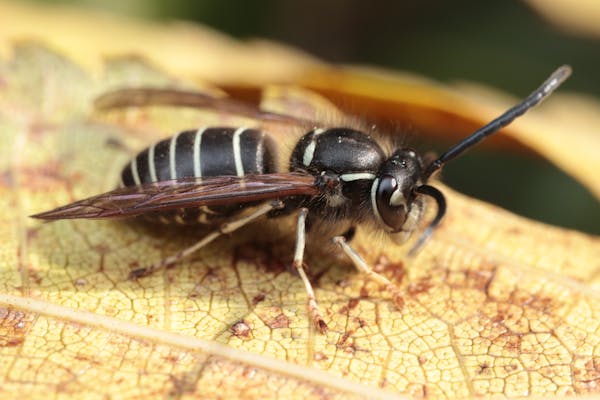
[1,3,600,400]
[526,0,600,39]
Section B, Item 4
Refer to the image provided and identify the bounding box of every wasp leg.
[293,208,328,334]
[129,200,284,279]
[332,236,404,308]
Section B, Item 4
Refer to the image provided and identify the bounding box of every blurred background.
[24,0,600,234]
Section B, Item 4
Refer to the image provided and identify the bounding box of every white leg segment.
[293,208,327,333]
[333,235,404,307]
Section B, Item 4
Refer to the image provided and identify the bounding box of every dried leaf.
[525,0,600,39]
[1,3,600,400]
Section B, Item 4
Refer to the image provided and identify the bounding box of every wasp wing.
[94,88,317,127]
[31,173,318,220]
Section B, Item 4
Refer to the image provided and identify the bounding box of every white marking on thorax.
[303,141,316,167]
[233,127,247,177]
[340,173,376,182]
[131,157,141,186]
[169,132,180,180]
[193,128,206,178]
[148,144,158,182]
[302,128,325,167]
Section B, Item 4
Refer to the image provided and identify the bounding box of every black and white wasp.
[32,66,571,332]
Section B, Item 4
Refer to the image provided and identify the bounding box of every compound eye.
[374,175,407,232]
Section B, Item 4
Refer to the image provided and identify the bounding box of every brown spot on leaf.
[525,293,559,314]
[337,331,353,347]
[26,227,39,241]
[493,333,522,355]
[466,268,495,291]
[19,160,78,190]
[348,298,360,309]
[574,358,600,393]
[374,254,405,284]
[266,313,290,329]
[407,277,433,296]
[27,268,42,285]
[241,367,258,380]
[163,354,182,364]
[93,244,111,254]
[231,320,253,340]
[28,120,56,139]
[252,293,266,305]
[359,286,370,299]
[0,307,33,347]
[104,136,130,151]
[0,169,14,188]
[74,278,87,287]
[504,363,519,373]
[338,298,360,315]
[354,318,366,329]
[314,352,328,361]
[477,362,491,375]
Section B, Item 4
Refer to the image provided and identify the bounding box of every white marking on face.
[193,128,205,178]
[233,127,246,177]
[389,188,406,207]
[169,132,180,180]
[131,157,141,186]
[340,173,376,182]
[148,144,157,182]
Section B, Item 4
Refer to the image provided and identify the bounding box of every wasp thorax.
[372,149,423,232]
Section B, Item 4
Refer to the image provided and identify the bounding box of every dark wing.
[31,173,318,220]
[94,88,317,127]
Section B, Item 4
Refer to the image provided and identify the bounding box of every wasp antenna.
[408,185,447,256]
[424,65,572,179]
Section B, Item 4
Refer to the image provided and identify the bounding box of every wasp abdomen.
[121,127,277,224]
[121,127,276,185]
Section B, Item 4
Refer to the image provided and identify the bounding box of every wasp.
[32,66,571,333]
